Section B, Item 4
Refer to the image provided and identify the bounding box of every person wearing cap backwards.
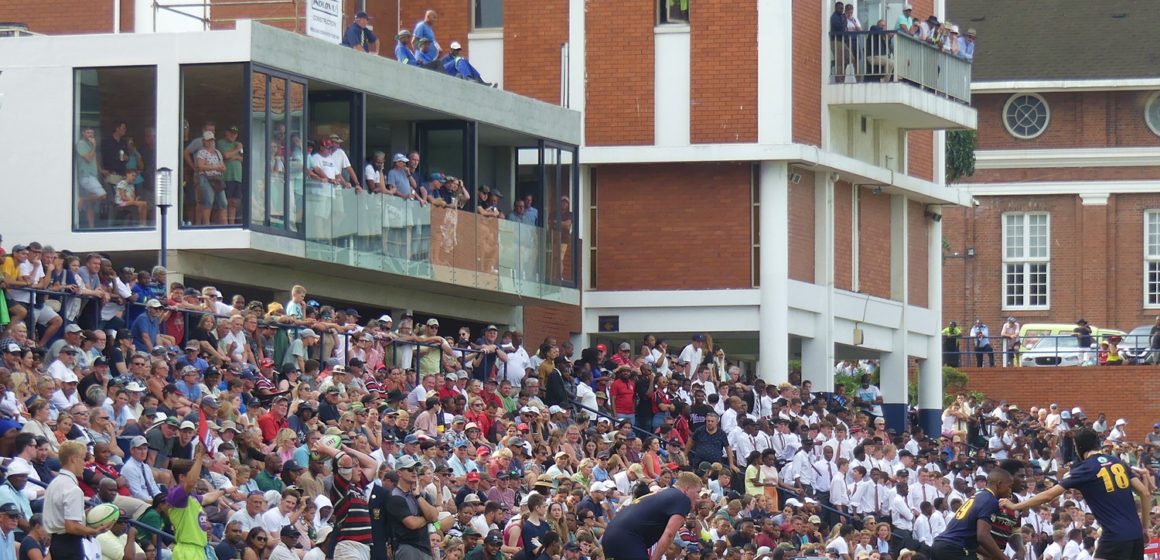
[601,472,703,560]
[342,10,379,54]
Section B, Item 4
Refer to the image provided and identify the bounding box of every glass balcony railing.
[303,183,576,301]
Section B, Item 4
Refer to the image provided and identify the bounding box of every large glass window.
[1002,213,1049,310]
[659,0,689,24]
[73,66,157,231]
[1146,211,1160,307]
[180,64,247,228]
[251,69,307,234]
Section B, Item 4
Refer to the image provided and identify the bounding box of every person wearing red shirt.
[258,396,290,443]
[609,367,636,426]
[610,342,634,368]
[438,371,461,401]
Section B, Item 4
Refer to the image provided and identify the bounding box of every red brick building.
[944,0,1160,337]
[0,0,977,432]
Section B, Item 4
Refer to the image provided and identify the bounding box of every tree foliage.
[945,130,977,184]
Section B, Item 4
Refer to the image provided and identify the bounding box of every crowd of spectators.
[74,123,157,230]
[339,9,493,86]
[0,246,1155,560]
[940,317,1160,369]
[830,2,976,84]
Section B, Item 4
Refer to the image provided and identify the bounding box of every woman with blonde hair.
[872,522,893,556]
[274,428,298,463]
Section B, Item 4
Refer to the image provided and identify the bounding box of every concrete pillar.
[880,195,909,431]
[759,161,789,383]
[802,171,835,391]
[919,210,945,437]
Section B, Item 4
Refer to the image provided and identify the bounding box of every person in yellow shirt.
[95,512,138,560]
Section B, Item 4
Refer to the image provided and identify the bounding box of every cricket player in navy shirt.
[601,472,703,560]
[1002,428,1151,560]
[930,468,1013,560]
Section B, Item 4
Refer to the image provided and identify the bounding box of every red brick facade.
[523,302,582,347]
[792,0,823,147]
[907,130,935,181]
[584,0,654,146]
[963,366,1160,441]
[592,163,752,291]
[858,187,893,299]
[973,91,1160,151]
[690,0,757,143]
[503,0,567,104]
[834,182,854,291]
[0,0,128,34]
[789,171,816,283]
[908,200,929,307]
[398,1,470,59]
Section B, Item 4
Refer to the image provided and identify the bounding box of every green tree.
[945,130,976,184]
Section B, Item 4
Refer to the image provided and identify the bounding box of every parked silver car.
[1119,325,1156,364]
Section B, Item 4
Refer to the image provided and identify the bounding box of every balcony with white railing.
[825,30,977,130]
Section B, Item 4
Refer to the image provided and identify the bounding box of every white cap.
[548,405,565,415]
[903,3,913,10]
[56,370,79,383]
[1116,418,1127,426]
[784,498,803,507]
[589,482,605,493]
[1072,407,1083,414]
[378,314,393,323]
[125,382,147,392]
[450,40,462,50]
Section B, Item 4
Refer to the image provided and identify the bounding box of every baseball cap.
[179,420,196,431]
[1116,418,1127,426]
[355,10,370,18]
[281,525,301,538]
[396,455,420,470]
[589,482,606,493]
[0,503,21,517]
[450,40,462,50]
[202,131,215,141]
[145,299,163,309]
[808,515,822,524]
[466,472,481,482]
[64,324,83,334]
[5,461,32,478]
[299,329,319,339]
[485,530,503,545]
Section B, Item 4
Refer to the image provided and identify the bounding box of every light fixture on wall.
[871,186,883,195]
[156,167,173,268]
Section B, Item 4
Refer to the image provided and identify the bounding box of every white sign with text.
[306,0,343,44]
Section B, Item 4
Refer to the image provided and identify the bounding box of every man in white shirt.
[228,492,267,533]
[1061,529,1083,560]
[269,525,302,560]
[890,481,915,531]
[502,331,531,387]
[813,446,837,496]
[849,467,877,515]
[770,418,800,464]
[911,501,945,546]
[1041,530,1066,560]
[988,422,1011,460]
[907,471,938,511]
[829,459,852,517]
[676,335,705,378]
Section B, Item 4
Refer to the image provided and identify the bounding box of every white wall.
[829,108,902,171]
[468,31,504,89]
[653,26,690,146]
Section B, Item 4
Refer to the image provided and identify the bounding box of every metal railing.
[829,30,972,104]
[941,333,1152,368]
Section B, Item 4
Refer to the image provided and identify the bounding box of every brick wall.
[792,0,822,147]
[522,302,581,347]
[593,163,751,290]
[585,0,654,146]
[503,0,567,104]
[908,199,929,307]
[940,194,1160,330]
[1,0,116,34]
[689,0,757,143]
[974,91,1160,151]
[789,171,815,283]
[907,130,935,182]
[963,366,1160,441]
[858,187,892,299]
[835,181,853,291]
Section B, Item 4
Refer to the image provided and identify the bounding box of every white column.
[757,0,793,144]
[759,161,789,383]
[802,171,835,392]
[919,209,944,436]
[568,0,587,124]
[156,60,181,266]
[879,195,908,428]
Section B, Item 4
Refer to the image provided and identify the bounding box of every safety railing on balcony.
[829,29,972,105]
[303,185,577,301]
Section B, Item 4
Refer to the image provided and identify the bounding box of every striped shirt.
[332,471,373,544]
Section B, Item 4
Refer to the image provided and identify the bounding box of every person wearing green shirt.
[255,455,285,493]
[166,446,226,560]
[216,125,245,225]
[941,321,963,368]
[134,496,173,549]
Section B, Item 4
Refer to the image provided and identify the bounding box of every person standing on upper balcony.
[830,2,852,81]
[413,10,441,66]
[896,3,913,33]
[342,11,379,54]
[958,28,976,61]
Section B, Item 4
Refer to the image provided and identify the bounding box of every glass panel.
[73,66,157,230]
[474,0,504,29]
[425,128,466,180]
[659,0,688,24]
[269,76,288,229]
[1148,262,1160,305]
[287,82,306,233]
[1004,214,1023,260]
[1029,264,1048,307]
[181,64,246,228]
[249,71,269,229]
[1028,214,1048,259]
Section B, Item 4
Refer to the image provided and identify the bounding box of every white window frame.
[1002,93,1051,140]
[1001,212,1051,311]
[472,0,503,31]
[1145,210,1160,308]
[1145,92,1160,137]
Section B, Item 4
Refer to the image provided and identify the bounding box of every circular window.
[1145,92,1160,136]
[1003,93,1051,139]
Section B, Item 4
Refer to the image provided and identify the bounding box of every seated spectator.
[864,20,895,80]
[194,131,228,226]
[341,11,378,54]
[394,30,418,65]
[508,198,536,226]
[75,127,107,228]
[426,173,467,208]
[114,170,150,225]
[416,37,440,69]
[442,41,493,87]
